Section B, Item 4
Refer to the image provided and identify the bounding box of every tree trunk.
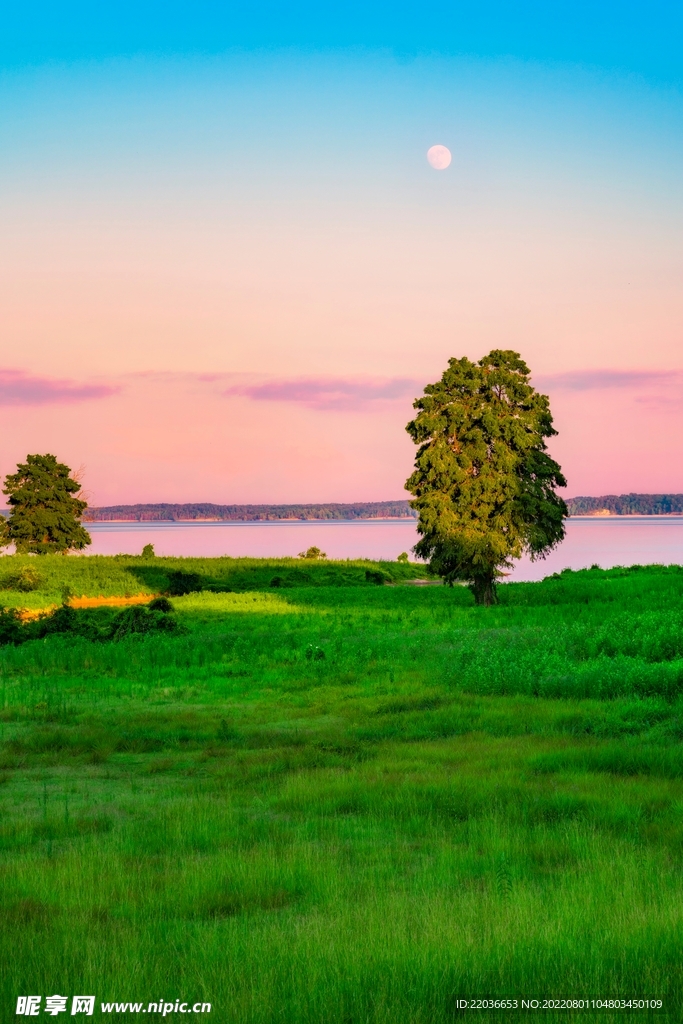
[470,575,498,606]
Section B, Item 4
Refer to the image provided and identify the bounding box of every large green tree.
[406,350,567,605]
[2,454,91,554]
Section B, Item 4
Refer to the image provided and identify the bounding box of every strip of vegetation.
[81,500,418,521]
[566,492,683,515]
[0,599,181,645]
[0,554,430,608]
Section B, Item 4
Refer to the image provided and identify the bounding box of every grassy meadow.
[1,555,682,1020]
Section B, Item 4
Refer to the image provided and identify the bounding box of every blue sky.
[2,2,683,87]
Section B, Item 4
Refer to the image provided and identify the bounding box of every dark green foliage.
[365,568,390,585]
[108,605,182,639]
[397,551,409,563]
[165,570,205,595]
[34,604,96,640]
[217,718,239,742]
[141,543,155,558]
[567,492,683,515]
[0,565,43,592]
[0,605,111,645]
[0,603,181,646]
[0,608,22,644]
[299,546,326,559]
[85,500,416,521]
[406,350,567,604]
[2,454,91,554]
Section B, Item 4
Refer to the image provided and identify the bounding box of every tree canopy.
[298,547,326,560]
[405,350,567,604]
[2,454,91,554]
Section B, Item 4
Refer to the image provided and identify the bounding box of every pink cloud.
[537,369,683,392]
[3,364,683,506]
[0,370,119,406]
[224,376,421,411]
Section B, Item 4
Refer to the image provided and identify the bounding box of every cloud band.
[0,370,119,406]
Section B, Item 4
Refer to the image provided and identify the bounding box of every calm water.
[83,517,683,583]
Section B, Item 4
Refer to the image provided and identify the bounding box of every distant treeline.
[83,501,419,522]
[35,495,683,523]
[74,495,683,522]
[566,494,683,516]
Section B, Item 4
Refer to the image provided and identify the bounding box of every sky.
[1,2,683,506]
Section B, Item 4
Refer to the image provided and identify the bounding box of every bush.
[32,605,106,642]
[0,608,23,644]
[0,565,43,592]
[365,568,390,585]
[109,606,182,639]
[165,570,204,596]
[141,544,155,558]
[0,602,183,646]
[298,547,326,560]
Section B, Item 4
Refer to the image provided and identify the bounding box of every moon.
[427,145,452,170]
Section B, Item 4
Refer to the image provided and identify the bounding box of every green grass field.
[1,556,682,1022]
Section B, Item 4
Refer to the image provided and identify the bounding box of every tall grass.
[1,561,682,1020]
[0,553,430,608]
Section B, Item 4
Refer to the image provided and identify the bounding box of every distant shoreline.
[568,513,683,519]
[81,500,419,523]
[4,494,683,522]
[81,513,683,525]
[84,516,418,525]
[79,494,683,522]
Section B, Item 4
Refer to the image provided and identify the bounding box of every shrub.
[32,605,106,642]
[0,565,43,592]
[165,570,204,596]
[141,544,155,558]
[365,568,390,585]
[0,602,183,646]
[108,606,182,639]
[0,608,23,644]
[298,547,326,560]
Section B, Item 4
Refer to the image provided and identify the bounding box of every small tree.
[298,547,326,560]
[405,350,567,605]
[2,454,91,554]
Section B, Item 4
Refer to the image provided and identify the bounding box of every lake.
[83,517,683,582]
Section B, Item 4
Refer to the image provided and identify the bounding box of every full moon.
[427,145,452,170]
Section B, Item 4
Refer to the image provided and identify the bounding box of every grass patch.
[0,558,682,1020]
[0,553,431,609]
